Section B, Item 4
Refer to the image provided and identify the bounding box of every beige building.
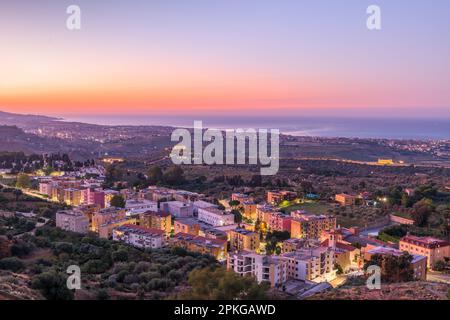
[98,218,137,239]
[92,207,126,233]
[229,228,260,252]
[174,218,200,236]
[56,209,89,234]
[399,235,450,269]
[242,202,257,221]
[267,190,296,204]
[282,247,336,282]
[335,193,356,206]
[227,251,287,288]
[290,213,336,239]
[171,233,227,260]
[113,224,165,249]
[140,211,172,235]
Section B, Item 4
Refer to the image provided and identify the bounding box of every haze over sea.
[61,115,450,140]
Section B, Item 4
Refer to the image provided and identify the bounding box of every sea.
[60,115,450,140]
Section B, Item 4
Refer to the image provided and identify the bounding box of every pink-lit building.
[82,188,105,208]
[267,212,292,232]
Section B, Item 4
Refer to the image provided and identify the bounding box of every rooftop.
[115,224,164,236]
[367,246,427,264]
[401,235,450,249]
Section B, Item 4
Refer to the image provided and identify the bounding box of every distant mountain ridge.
[0,110,60,127]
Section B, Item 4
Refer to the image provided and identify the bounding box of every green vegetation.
[364,252,414,283]
[110,195,126,208]
[178,266,270,300]
[1,224,219,300]
[16,173,31,189]
[265,231,290,255]
[0,257,25,272]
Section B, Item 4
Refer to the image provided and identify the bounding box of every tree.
[411,199,433,227]
[364,252,414,283]
[105,164,124,184]
[147,166,163,184]
[110,195,126,208]
[31,271,74,300]
[228,200,240,209]
[265,231,290,255]
[433,260,446,271]
[163,166,185,185]
[231,209,242,223]
[181,266,269,300]
[16,173,31,189]
[0,257,25,272]
[334,263,343,275]
[13,189,23,201]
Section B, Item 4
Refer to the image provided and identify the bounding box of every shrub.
[0,257,25,272]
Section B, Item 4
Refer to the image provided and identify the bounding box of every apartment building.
[173,190,203,202]
[91,207,126,233]
[125,199,158,216]
[171,233,227,260]
[198,207,235,226]
[56,209,89,234]
[229,228,260,252]
[82,188,105,208]
[64,188,82,206]
[290,212,336,239]
[174,218,200,236]
[281,238,321,254]
[242,202,257,221]
[140,211,172,235]
[160,201,194,218]
[282,246,336,282]
[192,200,218,215]
[98,218,137,239]
[39,181,56,197]
[256,204,279,225]
[399,235,450,269]
[227,251,287,287]
[267,190,297,204]
[113,224,165,249]
[335,193,356,206]
[231,193,254,204]
[267,212,292,232]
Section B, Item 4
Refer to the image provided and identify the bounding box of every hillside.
[309,281,449,300]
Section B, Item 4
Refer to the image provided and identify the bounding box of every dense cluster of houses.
[53,185,449,289]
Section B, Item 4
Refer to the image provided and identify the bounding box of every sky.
[0,0,450,118]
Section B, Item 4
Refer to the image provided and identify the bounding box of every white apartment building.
[227,251,287,287]
[160,201,194,217]
[198,207,235,227]
[125,199,158,216]
[282,247,336,282]
[192,200,218,215]
[113,224,165,249]
[56,209,89,234]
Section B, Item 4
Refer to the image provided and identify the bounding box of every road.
[427,271,450,284]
